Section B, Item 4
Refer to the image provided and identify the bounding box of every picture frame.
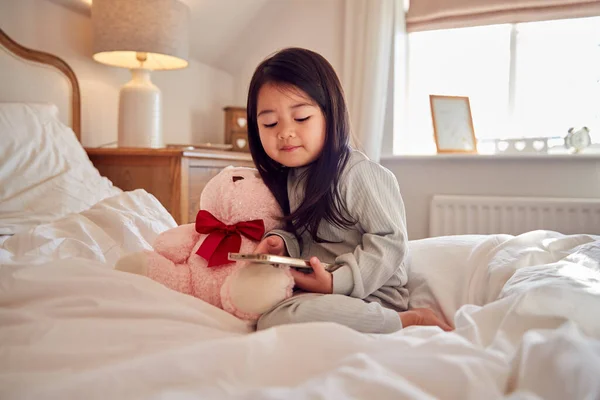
[429,95,477,154]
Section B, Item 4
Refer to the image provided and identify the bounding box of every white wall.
[0,0,234,147]
[382,156,600,240]
[221,0,345,106]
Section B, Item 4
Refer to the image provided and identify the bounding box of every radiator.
[429,195,600,237]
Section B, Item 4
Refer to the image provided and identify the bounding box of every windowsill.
[381,151,600,162]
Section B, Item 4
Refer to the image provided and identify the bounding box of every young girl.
[247,47,452,333]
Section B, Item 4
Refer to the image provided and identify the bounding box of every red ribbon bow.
[195,210,265,267]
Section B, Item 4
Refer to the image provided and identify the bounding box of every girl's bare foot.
[399,308,453,331]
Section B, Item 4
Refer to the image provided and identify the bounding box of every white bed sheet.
[0,192,599,400]
[0,189,176,265]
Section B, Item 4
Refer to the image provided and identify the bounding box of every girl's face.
[256,83,326,168]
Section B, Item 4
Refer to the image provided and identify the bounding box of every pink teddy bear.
[115,166,295,321]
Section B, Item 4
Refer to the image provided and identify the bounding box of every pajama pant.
[256,292,403,333]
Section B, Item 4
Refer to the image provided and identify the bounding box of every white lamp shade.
[91,0,190,70]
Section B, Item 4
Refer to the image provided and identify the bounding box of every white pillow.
[0,103,121,235]
[0,103,65,202]
[406,234,510,323]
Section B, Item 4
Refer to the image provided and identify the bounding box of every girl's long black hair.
[247,47,356,244]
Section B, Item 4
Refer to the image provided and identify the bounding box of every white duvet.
[1,190,599,400]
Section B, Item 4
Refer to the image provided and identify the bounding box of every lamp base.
[118,68,162,148]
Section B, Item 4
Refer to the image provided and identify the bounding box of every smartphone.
[228,253,341,272]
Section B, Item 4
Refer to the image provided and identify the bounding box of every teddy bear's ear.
[222,166,256,175]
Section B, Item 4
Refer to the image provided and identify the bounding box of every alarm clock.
[564,127,591,153]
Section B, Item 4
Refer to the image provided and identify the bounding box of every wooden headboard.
[0,28,81,141]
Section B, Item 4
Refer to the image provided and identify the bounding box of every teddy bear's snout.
[232,176,244,183]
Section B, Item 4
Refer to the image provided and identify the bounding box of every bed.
[1,29,600,400]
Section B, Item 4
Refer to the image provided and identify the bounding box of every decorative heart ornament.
[236,138,247,149]
[514,141,526,151]
[533,140,546,151]
[237,117,247,128]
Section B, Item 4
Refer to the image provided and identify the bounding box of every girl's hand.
[290,257,333,294]
[254,236,286,256]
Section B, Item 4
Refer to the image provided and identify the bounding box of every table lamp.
[91,0,190,148]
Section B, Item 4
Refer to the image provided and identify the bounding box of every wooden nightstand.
[85,147,255,224]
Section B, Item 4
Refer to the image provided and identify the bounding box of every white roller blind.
[406,0,600,31]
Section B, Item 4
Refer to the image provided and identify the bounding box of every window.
[396,16,600,155]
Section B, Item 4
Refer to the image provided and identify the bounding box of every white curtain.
[392,1,409,156]
[342,0,399,162]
